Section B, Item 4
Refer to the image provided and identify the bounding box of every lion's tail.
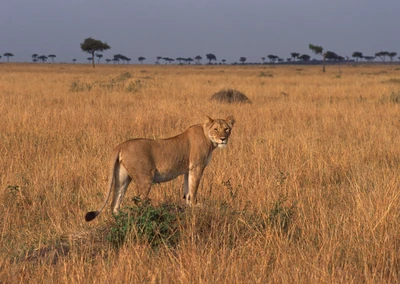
[85,149,119,222]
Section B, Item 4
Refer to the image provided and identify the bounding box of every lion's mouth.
[210,137,229,148]
[218,140,228,148]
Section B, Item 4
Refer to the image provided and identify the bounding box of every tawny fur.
[85,116,235,222]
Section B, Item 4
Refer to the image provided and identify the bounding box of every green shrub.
[107,201,182,249]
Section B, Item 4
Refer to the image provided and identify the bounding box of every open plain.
[0,63,399,283]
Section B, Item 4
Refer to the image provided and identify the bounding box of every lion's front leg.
[183,173,189,200]
[186,167,205,206]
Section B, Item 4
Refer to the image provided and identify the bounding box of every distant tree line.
[1,38,399,68]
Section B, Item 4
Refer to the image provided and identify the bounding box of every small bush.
[69,81,92,92]
[107,201,183,249]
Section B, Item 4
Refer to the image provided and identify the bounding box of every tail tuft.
[85,211,100,222]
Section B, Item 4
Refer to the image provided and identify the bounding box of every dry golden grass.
[1,62,399,283]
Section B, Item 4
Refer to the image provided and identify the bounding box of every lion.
[85,115,235,222]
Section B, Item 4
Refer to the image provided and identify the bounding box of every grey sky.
[1,0,399,63]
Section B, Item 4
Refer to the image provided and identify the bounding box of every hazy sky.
[1,0,399,63]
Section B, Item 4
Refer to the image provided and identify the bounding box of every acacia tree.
[113,54,122,63]
[388,52,397,63]
[162,57,175,64]
[156,56,162,64]
[32,54,38,63]
[138,56,146,64]
[37,55,47,63]
[80,37,110,68]
[309,44,325,72]
[113,54,129,63]
[298,54,310,62]
[352,51,363,63]
[325,51,338,61]
[206,53,217,64]
[267,54,278,63]
[48,54,56,63]
[96,53,103,64]
[3,53,14,62]
[72,59,77,63]
[176,57,184,64]
[363,56,375,63]
[194,55,202,64]
[290,52,300,62]
[239,57,247,64]
[375,51,389,63]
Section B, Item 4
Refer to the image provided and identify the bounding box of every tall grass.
[0,63,399,282]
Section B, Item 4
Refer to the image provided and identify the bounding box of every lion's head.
[204,116,235,148]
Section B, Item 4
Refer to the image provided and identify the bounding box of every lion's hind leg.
[111,163,132,214]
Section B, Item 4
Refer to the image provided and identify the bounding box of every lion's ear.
[204,116,214,124]
[225,115,235,127]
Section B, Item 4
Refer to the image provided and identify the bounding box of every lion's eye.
[225,128,229,133]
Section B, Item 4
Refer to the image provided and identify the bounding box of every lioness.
[85,115,235,222]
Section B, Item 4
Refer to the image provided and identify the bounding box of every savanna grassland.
[0,63,399,283]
